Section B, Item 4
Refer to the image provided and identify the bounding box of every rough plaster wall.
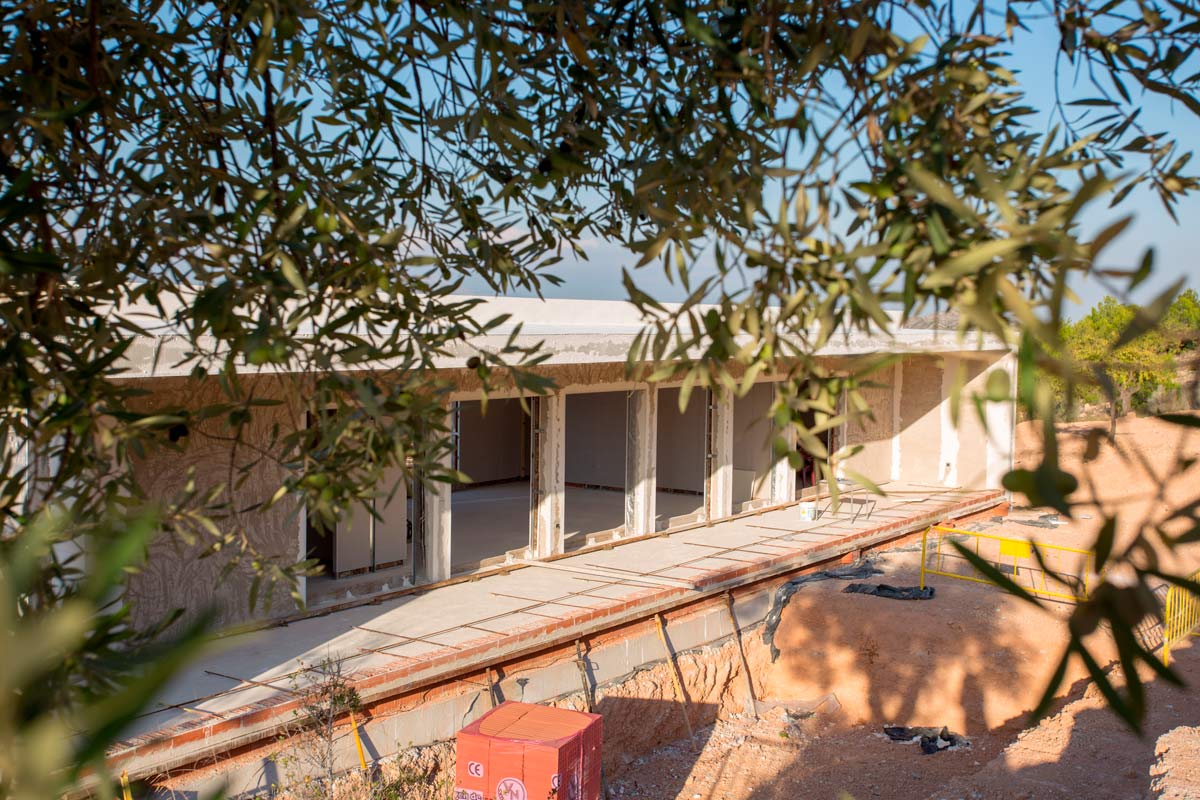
[733,382,775,504]
[656,387,706,493]
[565,391,627,488]
[898,355,944,485]
[456,398,525,484]
[126,377,302,630]
[844,364,897,484]
[955,357,995,489]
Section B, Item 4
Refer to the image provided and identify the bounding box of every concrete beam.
[624,386,657,537]
[532,393,566,557]
[707,390,734,520]
[423,407,454,583]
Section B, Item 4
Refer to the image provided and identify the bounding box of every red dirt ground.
[610,414,1200,800]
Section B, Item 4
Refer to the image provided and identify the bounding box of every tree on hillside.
[3,1,1200,794]
[1165,288,1200,350]
[1060,296,1178,432]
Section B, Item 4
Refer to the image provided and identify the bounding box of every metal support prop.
[654,613,696,751]
[486,668,500,708]
[574,639,595,712]
[350,711,368,771]
[723,592,759,719]
[574,640,609,800]
[120,770,132,800]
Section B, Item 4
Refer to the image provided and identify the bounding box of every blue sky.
[461,12,1199,321]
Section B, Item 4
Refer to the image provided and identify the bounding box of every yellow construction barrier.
[1163,568,1200,666]
[919,525,1096,603]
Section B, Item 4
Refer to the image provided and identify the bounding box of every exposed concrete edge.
[103,491,1004,787]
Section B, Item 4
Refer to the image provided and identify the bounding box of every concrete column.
[706,389,735,520]
[532,392,566,558]
[297,513,307,604]
[985,352,1017,490]
[423,407,454,583]
[624,386,658,537]
[768,414,797,506]
[835,389,848,480]
[890,359,904,483]
[939,356,961,487]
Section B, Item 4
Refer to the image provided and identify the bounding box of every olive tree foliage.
[2,0,1200,792]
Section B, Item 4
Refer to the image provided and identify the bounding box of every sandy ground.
[610,414,1200,800]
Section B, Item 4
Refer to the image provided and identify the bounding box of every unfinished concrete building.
[100,296,1014,796]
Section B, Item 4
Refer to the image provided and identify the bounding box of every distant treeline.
[1051,289,1200,420]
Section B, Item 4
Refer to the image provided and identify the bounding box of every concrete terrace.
[111,482,1004,782]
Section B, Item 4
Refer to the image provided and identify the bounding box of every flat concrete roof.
[108,294,1009,379]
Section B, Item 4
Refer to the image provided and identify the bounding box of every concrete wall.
[843,364,898,485]
[732,382,775,505]
[565,391,627,489]
[656,387,706,493]
[898,355,945,485]
[954,356,999,489]
[127,376,303,630]
[456,398,525,484]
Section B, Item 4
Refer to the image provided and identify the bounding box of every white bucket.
[797,501,818,521]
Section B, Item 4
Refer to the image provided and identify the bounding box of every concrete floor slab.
[573,581,658,601]
[112,483,1004,780]
[380,639,450,660]
[423,627,502,648]
[471,611,560,635]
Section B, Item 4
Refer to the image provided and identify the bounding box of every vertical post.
[350,711,368,771]
[835,388,848,480]
[409,472,426,583]
[423,405,454,583]
[1164,587,1176,666]
[723,592,759,719]
[654,613,696,752]
[625,386,658,537]
[919,527,928,590]
[890,359,904,483]
[532,392,566,558]
[940,356,961,487]
[706,389,735,521]
[985,352,1018,491]
[296,513,307,606]
[769,403,797,507]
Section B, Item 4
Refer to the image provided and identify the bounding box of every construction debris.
[1011,513,1067,530]
[842,583,935,601]
[882,725,970,754]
